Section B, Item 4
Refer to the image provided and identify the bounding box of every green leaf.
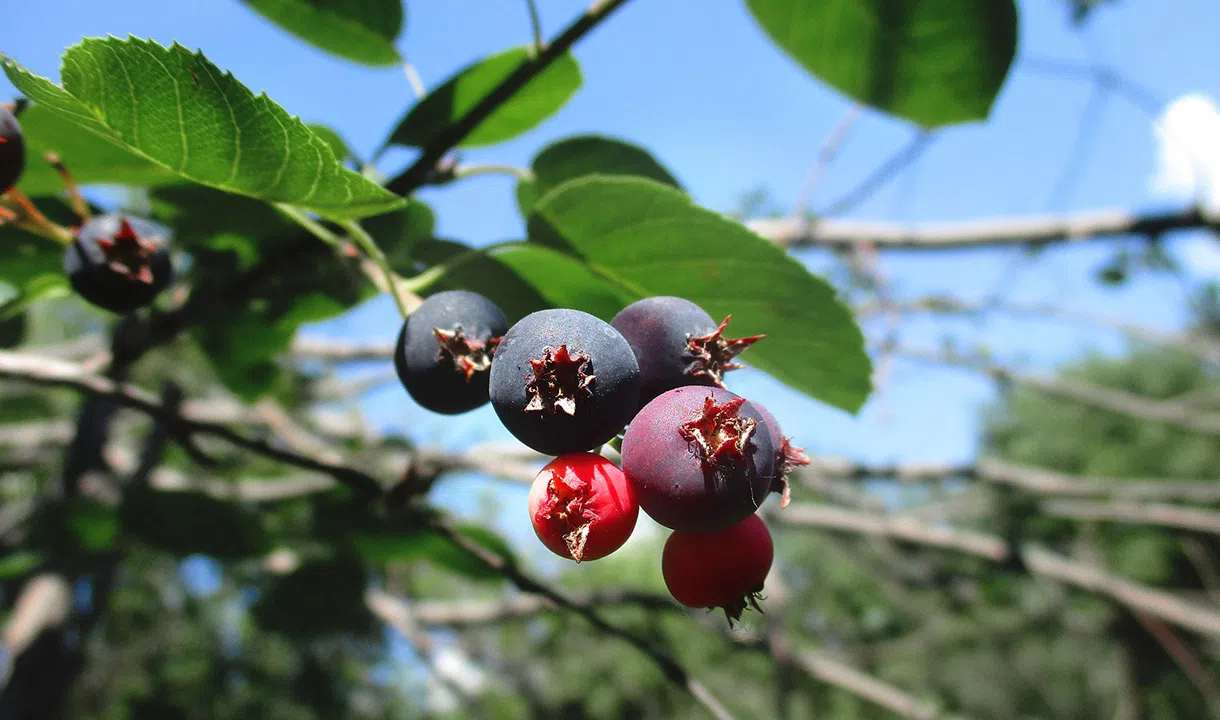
[306,123,358,165]
[120,487,268,560]
[240,0,403,66]
[516,134,682,216]
[15,103,180,195]
[2,37,405,219]
[406,239,634,323]
[0,551,45,578]
[743,0,1019,127]
[528,176,872,412]
[351,523,517,581]
[0,197,77,301]
[387,46,581,149]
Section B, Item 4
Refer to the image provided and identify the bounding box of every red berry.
[662,514,773,625]
[528,452,639,563]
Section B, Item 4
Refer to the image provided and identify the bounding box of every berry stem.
[0,190,75,246]
[523,0,545,53]
[452,164,533,181]
[338,218,414,319]
[275,204,345,250]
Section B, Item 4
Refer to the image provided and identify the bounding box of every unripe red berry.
[662,514,773,625]
[528,452,639,563]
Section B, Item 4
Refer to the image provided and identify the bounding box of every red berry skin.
[663,514,773,624]
[528,452,639,563]
[621,386,775,533]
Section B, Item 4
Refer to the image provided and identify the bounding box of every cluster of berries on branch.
[394,291,810,624]
[0,100,175,316]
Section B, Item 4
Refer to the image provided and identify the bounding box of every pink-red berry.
[528,452,639,563]
[662,514,774,625]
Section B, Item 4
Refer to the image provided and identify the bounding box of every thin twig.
[790,104,864,220]
[386,0,633,196]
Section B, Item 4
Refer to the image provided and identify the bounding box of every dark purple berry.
[64,214,173,314]
[0,105,25,195]
[611,296,764,410]
[750,401,810,508]
[394,290,508,415]
[489,308,640,456]
[621,386,775,533]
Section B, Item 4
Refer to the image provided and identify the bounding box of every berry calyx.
[679,395,757,466]
[524,344,595,416]
[611,297,764,411]
[662,514,774,626]
[752,402,811,509]
[64,214,174,314]
[684,315,764,387]
[395,290,509,415]
[621,386,775,533]
[490,308,641,456]
[0,105,25,196]
[528,452,639,563]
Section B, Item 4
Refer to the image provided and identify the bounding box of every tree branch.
[426,517,737,720]
[749,205,1220,251]
[0,350,383,498]
[790,650,941,720]
[898,346,1220,437]
[386,0,633,196]
[773,503,1220,638]
[1043,499,1220,537]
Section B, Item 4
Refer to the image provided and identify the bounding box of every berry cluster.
[0,105,175,315]
[394,292,810,624]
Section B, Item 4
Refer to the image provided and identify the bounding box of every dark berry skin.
[64,215,173,314]
[489,308,641,456]
[611,296,763,411]
[394,290,509,415]
[0,105,25,195]
[621,386,775,533]
[751,401,810,508]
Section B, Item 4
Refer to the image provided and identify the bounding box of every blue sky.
[4,0,1220,575]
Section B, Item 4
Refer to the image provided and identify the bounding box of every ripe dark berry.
[528,452,639,562]
[621,386,775,533]
[394,290,508,415]
[611,296,764,410]
[64,214,173,314]
[0,105,24,195]
[663,513,774,625]
[489,308,641,456]
[751,402,810,508]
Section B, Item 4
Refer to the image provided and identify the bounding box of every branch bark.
[749,205,1220,250]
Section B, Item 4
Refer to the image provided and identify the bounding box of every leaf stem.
[396,245,491,295]
[275,204,344,249]
[402,61,427,99]
[339,218,413,319]
[385,0,633,196]
[524,0,545,52]
[453,164,533,181]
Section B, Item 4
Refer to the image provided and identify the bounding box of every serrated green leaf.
[15,103,180,195]
[305,123,358,165]
[743,0,1018,127]
[240,0,403,66]
[515,134,682,216]
[2,37,405,218]
[387,46,581,149]
[528,176,872,412]
[410,239,635,323]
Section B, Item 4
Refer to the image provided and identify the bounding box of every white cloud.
[1150,93,1220,211]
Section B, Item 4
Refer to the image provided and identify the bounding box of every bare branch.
[0,350,383,498]
[859,295,1220,365]
[427,517,737,720]
[791,650,940,720]
[898,347,1220,437]
[772,503,1220,638]
[1043,499,1220,537]
[749,205,1219,251]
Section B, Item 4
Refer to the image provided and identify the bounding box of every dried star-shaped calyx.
[433,327,502,382]
[720,585,766,627]
[524,344,596,416]
[96,219,158,284]
[770,436,811,509]
[536,473,596,562]
[679,396,757,468]
[683,315,765,387]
